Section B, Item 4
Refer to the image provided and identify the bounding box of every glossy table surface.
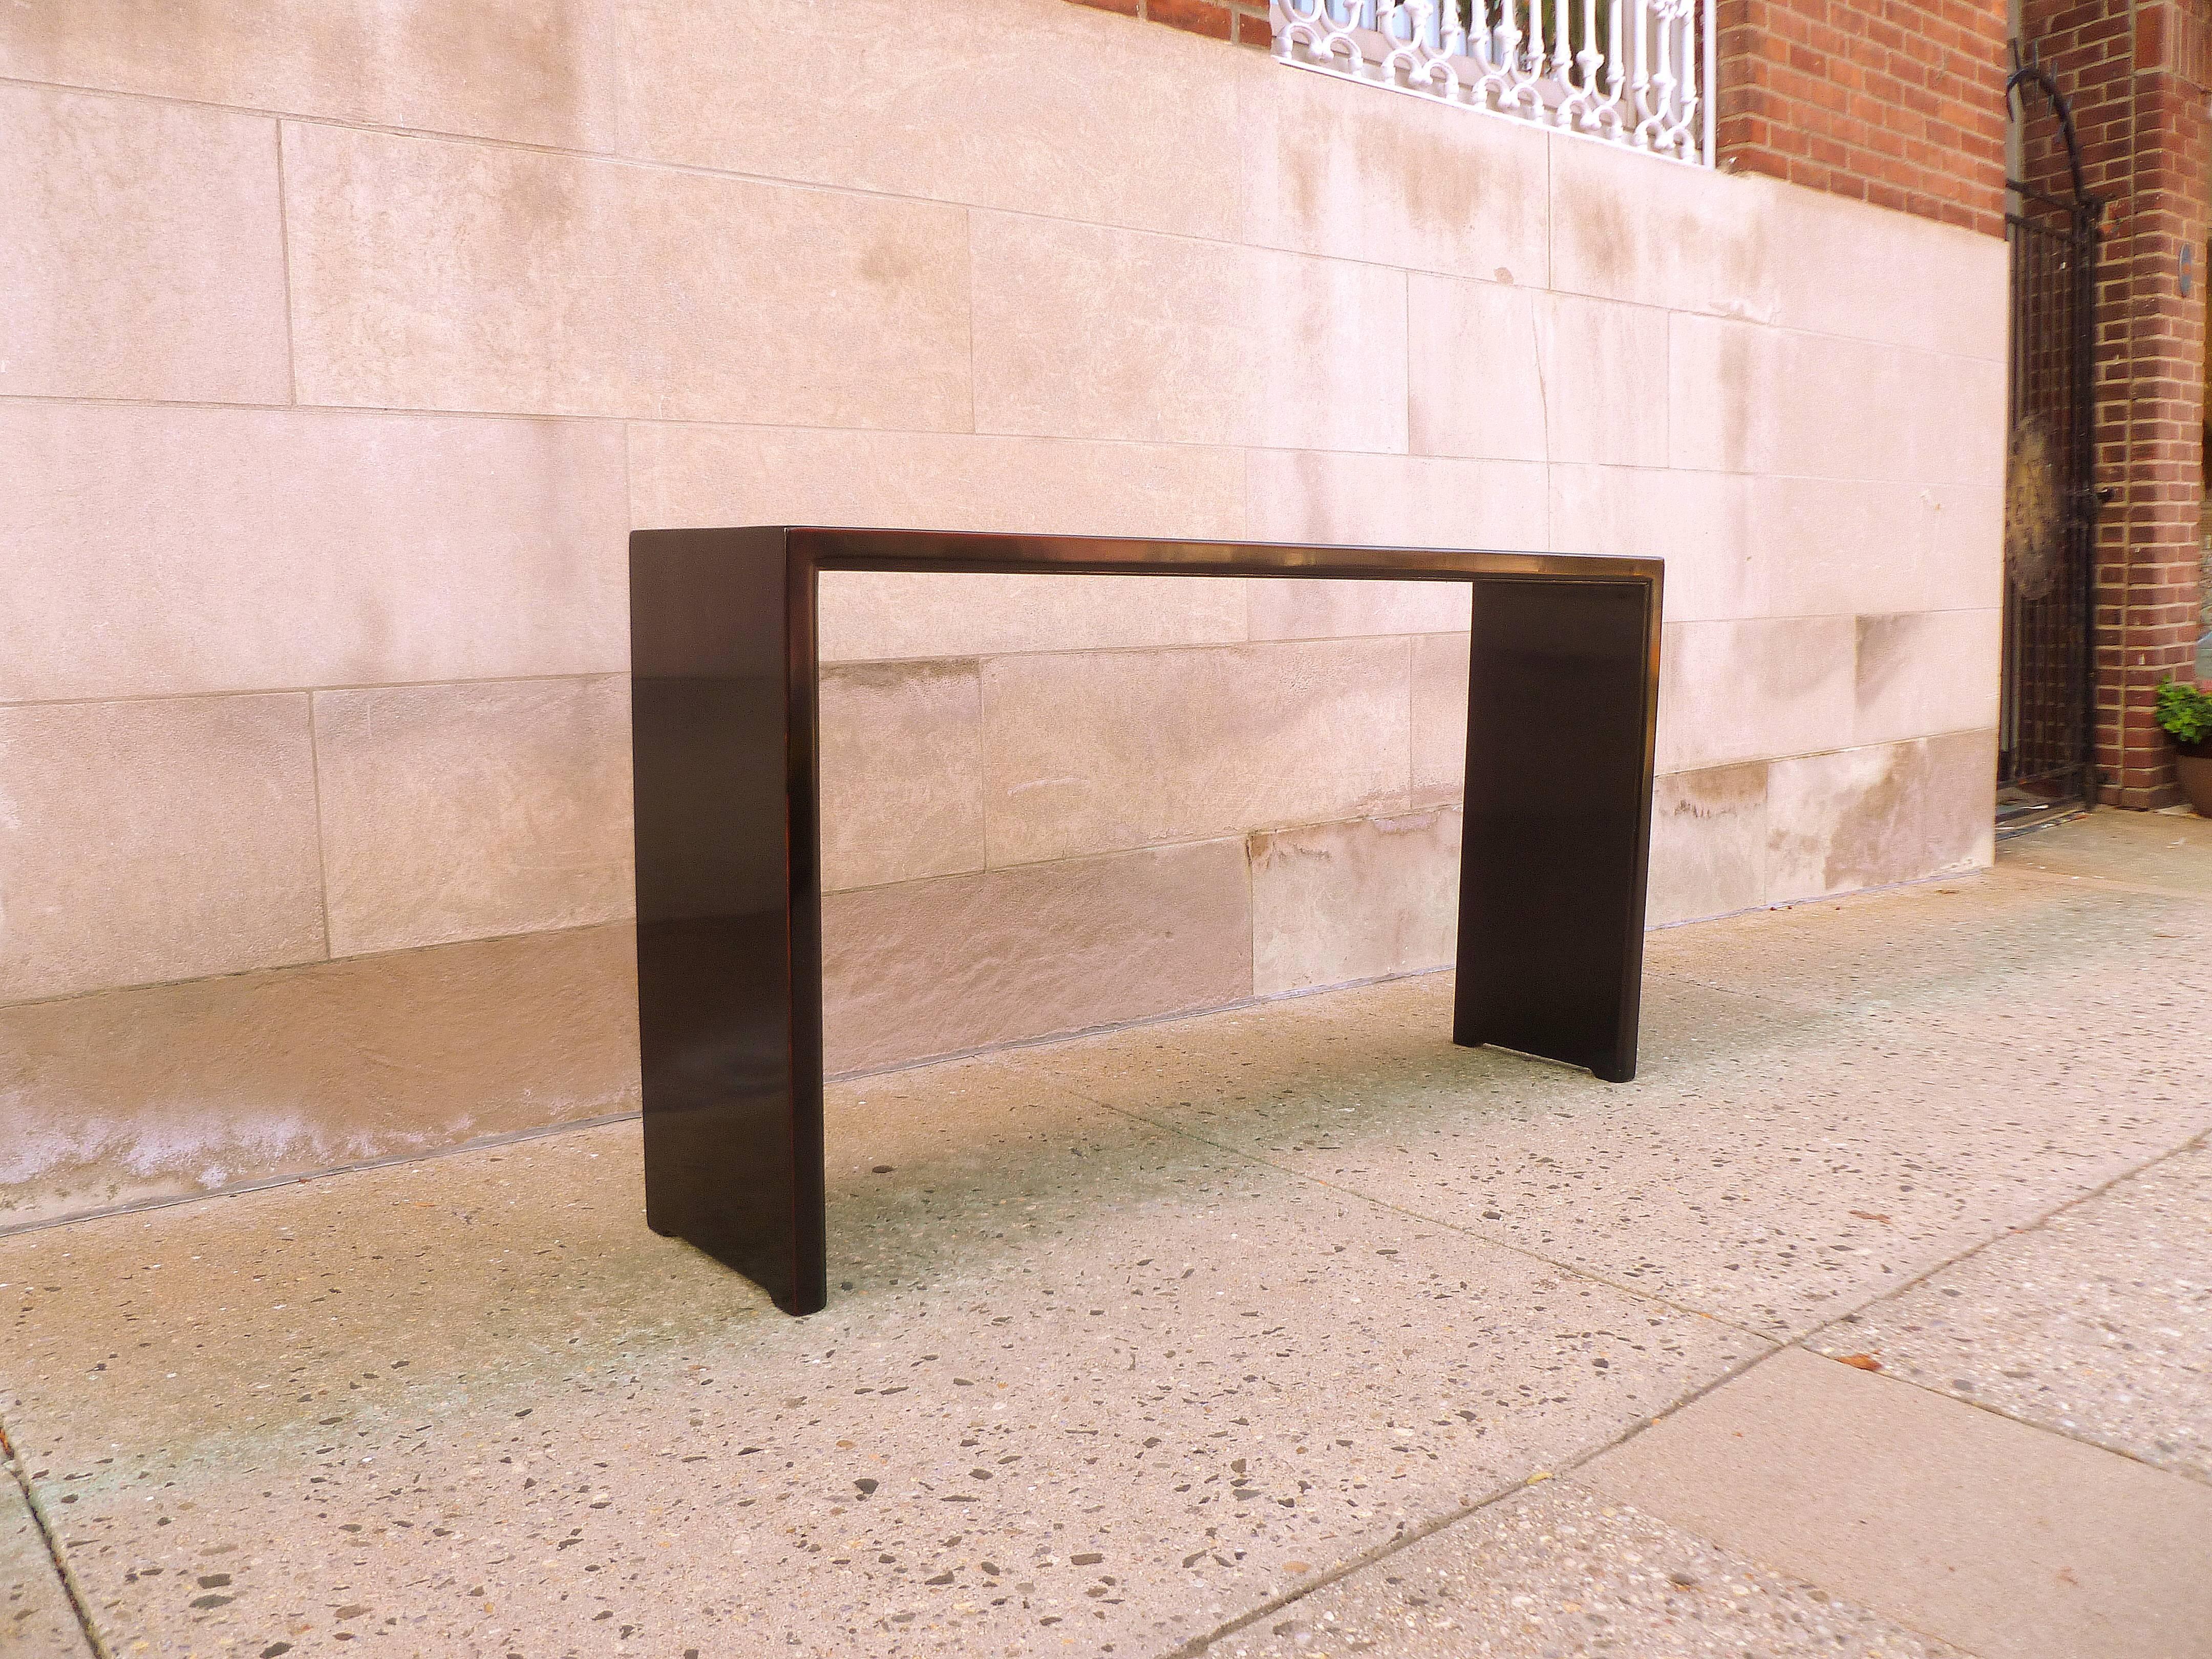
[631,528,1663,1312]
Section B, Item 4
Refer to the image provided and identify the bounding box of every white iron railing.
[1273,0,1716,165]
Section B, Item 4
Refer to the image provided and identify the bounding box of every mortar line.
[0,906,634,1015]
[0,1414,115,1659]
[1,669,632,718]
[272,118,299,406]
[0,377,2003,492]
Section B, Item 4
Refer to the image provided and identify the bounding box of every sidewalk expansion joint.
[1,1413,115,1659]
[1996,862,2212,904]
[1170,1340,1791,1658]
[1022,1065,1786,1345]
[1788,1124,2212,1485]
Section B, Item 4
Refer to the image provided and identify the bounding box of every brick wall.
[1066,0,1273,46]
[1714,0,2010,237]
[2021,0,2211,806]
[1099,0,2012,237]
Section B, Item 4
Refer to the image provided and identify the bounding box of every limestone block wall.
[0,0,2005,1227]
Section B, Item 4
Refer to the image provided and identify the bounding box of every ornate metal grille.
[1272,0,1715,164]
[2000,59,2102,824]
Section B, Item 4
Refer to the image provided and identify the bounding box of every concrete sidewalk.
[4,812,2208,1659]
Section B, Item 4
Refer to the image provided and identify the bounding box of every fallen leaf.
[1848,1210,1892,1224]
[1835,1353,1883,1372]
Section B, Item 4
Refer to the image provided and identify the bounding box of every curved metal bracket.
[2006,38,2099,214]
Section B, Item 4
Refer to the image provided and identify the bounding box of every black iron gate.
[1998,56,2101,825]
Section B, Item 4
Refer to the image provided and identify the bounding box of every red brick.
[1716,0,2006,234]
[1142,0,1234,39]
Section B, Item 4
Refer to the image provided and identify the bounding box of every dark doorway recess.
[1999,48,2102,831]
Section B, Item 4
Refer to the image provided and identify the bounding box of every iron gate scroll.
[2000,57,2102,822]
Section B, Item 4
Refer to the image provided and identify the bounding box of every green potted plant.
[2155,678,2212,815]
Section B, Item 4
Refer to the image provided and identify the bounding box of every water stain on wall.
[0,922,639,1228]
[0,0,611,151]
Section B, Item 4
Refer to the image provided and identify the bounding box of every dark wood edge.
[783,533,828,1313]
[775,525,1663,585]
[1612,569,1664,1081]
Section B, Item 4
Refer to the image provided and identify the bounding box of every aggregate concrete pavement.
[1,810,2206,1658]
[1228,1479,1974,1659]
[1810,1136,2211,1482]
[1582,1347,2212,1659]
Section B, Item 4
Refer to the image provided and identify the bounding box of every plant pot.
[2176,743,2212,816]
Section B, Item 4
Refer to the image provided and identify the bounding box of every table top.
[640,526,1663,586]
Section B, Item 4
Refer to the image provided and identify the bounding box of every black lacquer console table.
[630,528,1663,1315]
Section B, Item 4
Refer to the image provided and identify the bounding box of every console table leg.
[1454,578,1659,1083]
[632,529,828,1315]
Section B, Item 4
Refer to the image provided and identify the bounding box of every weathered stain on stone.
[1761,737,1954,905]
[858,231,924,290]
[1819,741,1920,893]
[1557,175,1633,296]
[821,839,1252,1076]
[1248,810,1460,994]
[1854,613,1923,725]
[1665,760,1770,821]
[481,141,592,243]
[0,0,609,151]
[1649,761,1769,925]
[312,675,634,959]
[1765,742,1933,902]
[1264,69,1537,273]
[1707,322,1757,476]
[818,658,987,894]
[0,694,326,1005]
[0,922,640,1227]
[822,658,980,698]
[1920,729,1998,871]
